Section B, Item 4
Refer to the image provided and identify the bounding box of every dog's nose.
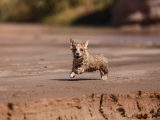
[75,53,80,56]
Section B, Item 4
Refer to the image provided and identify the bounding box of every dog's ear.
[84,40,89,49]
[70,38,75,49]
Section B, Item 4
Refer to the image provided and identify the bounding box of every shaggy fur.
[70,39,109,80]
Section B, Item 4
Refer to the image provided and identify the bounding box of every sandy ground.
[0,24,160,104]
[0,24,160,120]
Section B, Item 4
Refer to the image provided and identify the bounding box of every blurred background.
[0,0,160,106]
[0,0,159,27]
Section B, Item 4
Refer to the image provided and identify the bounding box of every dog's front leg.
[70,67,84,78]
[70,66,85,78]
[77,67,85,74]
[70,71,76,78]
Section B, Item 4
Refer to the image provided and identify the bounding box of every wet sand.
[0,24,160,104]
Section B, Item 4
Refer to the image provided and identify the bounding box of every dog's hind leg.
[101,74,108,80]
[100,68,108,80]
[100,70,104,78]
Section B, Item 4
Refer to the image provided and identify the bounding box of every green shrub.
[0,0,52,22]
[0,0,115,25]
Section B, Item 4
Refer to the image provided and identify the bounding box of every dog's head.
[70,39,89,59]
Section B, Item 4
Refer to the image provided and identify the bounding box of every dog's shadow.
[50,78,100,81]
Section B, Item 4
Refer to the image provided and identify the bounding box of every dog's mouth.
[74,55,81,59]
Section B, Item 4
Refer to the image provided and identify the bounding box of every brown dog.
[70,39,109,80]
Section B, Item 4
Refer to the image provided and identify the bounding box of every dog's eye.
[72,48,76,51]
[80,48,84,51]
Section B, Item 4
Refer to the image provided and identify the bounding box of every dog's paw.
[70,72,76,78]
[101,75,108,80]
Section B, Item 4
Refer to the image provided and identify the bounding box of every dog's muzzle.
[75,53,80,56]
[75,52,81,58]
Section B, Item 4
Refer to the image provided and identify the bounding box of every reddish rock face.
[0,92,160,120]
[111,0,160,25]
